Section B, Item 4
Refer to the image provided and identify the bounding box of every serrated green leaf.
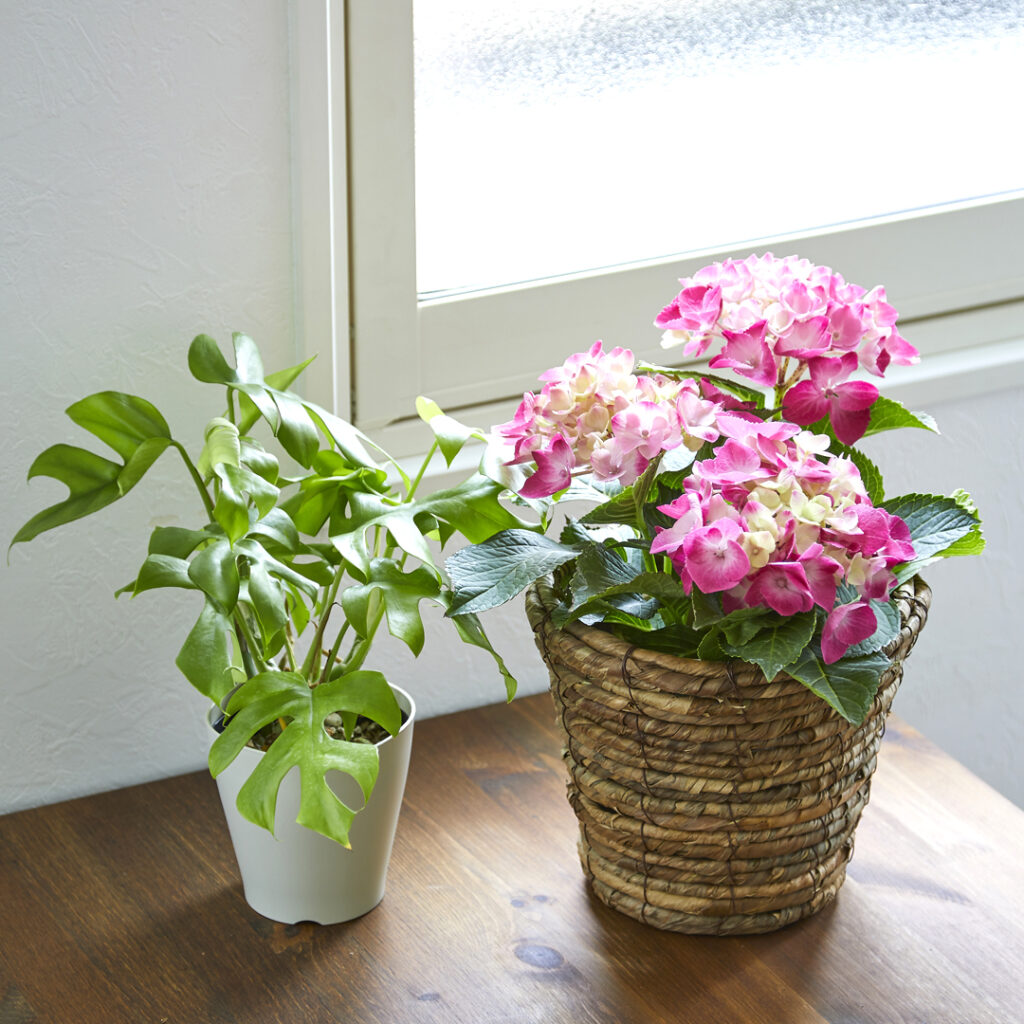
[784,647,890,724]
[570,543,643,606]
[863,396,939,437]
[720,611,816,682]
[608,620,703,657]
[844,599,901,657]
[445,530,580,615]
[883,492,982,582]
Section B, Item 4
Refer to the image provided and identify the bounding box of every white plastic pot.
[210,685,415,925]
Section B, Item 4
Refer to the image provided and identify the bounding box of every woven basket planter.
[526,575,931,935]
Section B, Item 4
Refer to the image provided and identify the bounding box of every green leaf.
[246,559,288,644]
[341,558,441,656]
[187,539,240,612]
[416,396,484,466]
[560,570,688,626]
[236,354,316,434]
[940,488,986,559]
[609,621,702,658]
[188,334,239,384]
[232,333,265,383]
[882,492,982,582]
[445,530,580,615]
[720,612,816,682]
[863,396,939,437]
[570,542,644,606]
[197,417,241,480]
[266,390,319,468]
[784,647,890,725]
[419,474,534,544]
[148,526,209,558]
[12,444,122,546]
[580,457,662,529]
[175,598,234,702]
[120,554,197,597]
[448,608,519,700]
[209,670,402,845]
[247,507,300,552]
[117,436,174,495]
[65,391,171,460]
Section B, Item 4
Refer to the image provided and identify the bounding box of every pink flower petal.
[822,601,877,663]
[682,522,750,593]
[783,380,828,426]
[745,563,813,616]
[519,435,574,498]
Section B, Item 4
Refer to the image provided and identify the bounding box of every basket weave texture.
[526,575,931,935]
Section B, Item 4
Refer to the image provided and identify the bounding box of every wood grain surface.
[1,694,1022,1024]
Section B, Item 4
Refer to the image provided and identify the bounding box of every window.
[315,1,1024,449]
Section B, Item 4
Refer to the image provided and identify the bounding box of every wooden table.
[1,694,1022,1024]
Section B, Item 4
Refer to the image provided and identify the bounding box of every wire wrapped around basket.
[526,575,931,935]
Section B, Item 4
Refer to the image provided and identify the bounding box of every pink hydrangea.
[656,253,919,444]
[496,342,737,497]
[649,427,914,663]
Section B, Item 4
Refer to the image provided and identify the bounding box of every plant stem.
[226,387,237,425]
[318,620,350,687]
[172,441,215,518]
[301,573,343,680]
[233,609,262,677]
[406,440,439,500]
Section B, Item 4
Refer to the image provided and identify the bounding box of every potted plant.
[11,332,523,924]
[446,253,983,934]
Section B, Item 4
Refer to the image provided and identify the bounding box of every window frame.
[328,1,1024,452]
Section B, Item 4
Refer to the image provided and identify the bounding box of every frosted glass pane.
[414,1,1024,296]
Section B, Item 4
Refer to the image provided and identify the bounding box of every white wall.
[0,2,1018,816]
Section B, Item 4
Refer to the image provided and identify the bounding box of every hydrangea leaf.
[445,529,580,615]
[783,647,890,725]
[720,611,816,682]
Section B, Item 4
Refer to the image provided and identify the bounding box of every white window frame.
[298,1,1024,455]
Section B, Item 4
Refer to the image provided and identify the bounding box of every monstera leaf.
[208,670,402,846]
[11,392,175,547]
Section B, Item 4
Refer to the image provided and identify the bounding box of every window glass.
[414,0,1024,297]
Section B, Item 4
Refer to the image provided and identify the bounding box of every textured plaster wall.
[859,387,1024,808]
[0,1,298,812]
[0,2,1018,816]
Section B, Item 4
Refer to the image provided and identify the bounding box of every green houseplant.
[446,253,984,933]
[11,332,523,921]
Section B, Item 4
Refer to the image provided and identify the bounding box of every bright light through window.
[414,0,1024,297]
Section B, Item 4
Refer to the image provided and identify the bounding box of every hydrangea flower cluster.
[497,341,729,498]
[655,253,920,444]
[649,415,915,663]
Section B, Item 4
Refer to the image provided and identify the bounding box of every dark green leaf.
[720,612,816,682]
[882,492,982,582]
[784,647,890,725]
[445,530,580,615]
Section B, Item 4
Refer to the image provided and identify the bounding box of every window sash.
[341,0,1024,443]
